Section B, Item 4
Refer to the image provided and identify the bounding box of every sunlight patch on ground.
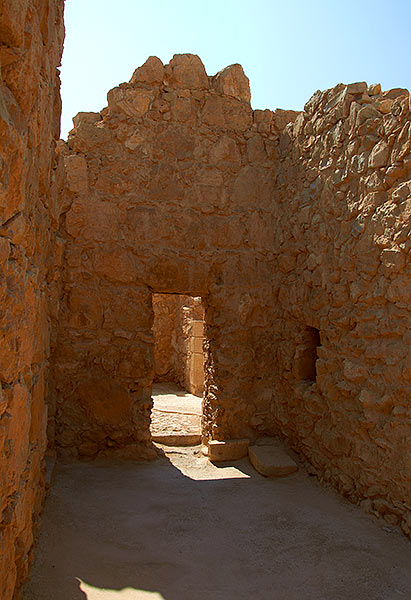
[166,454,251,480]
[79,580,165,599]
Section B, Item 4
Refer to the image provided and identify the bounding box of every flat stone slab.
[151,432,201,446]
[208,438,250,462]
[249,444,298,477]
[150,409,201,446]
[150,384,202,447]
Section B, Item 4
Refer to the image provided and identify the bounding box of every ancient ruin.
[1,1,410,598]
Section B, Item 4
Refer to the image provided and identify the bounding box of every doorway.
[150,294,206,445]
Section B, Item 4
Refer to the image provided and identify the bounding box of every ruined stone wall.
[53,55,285,459]
[152,293,188,383]
[266,83,411,536]
[0,1,64,598]
[54,54,410,535]
[153,294,205,395]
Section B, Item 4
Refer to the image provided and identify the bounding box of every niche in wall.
[293,326,321,383]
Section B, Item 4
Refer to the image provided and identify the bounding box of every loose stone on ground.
[249,438,298,477]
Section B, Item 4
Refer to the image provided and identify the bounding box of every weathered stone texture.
[268,82,411,536]
[1,26,411,596]
[152,293,205,391]
[0,1,64,598]
[54,62,410,537]
[153,293,187,384]
[52,54,280,461]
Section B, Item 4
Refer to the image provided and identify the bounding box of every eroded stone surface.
[152,294,205,395]
[1,15,411,598]
[249,439,298,477]
[51,58,411,540]
[150,383,202,446]
[208,439,251,462]
[0,1,64,598]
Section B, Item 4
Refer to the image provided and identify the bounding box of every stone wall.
[153,293,188,384]
[1,20,410,595]
[0,1,64,598]
[52,55,285,459]
[153,294,205,395]
[53,54,410,536]
[55,57,410,536]
[267,83,411,536]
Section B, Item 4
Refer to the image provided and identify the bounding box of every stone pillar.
[188,319,205,396]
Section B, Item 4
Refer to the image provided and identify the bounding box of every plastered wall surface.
[0,1,64,598]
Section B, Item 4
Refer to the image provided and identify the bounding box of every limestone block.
[191,320,204,337]
[368,83,382,96]
[347,82,367,94]
[221,96,253,130]
[190,352,204,393]
[208,439,250,462]
[209,135,241,165]
[191,352,204,373]
[212,64,251,103]
[64,155,88,194]
[164,54,208,90]
[369,140,390,168]
[343,359,368,383]
[190,336,203,354]
[72,111,101,129]
[170,97,196,123]
[247,136,266,162]
[130,56,164,85]
[383,88,409,100]
[380,248,405,272]
[273,109,301,131]
[93,248,136,283]
[374,98,393,114]
[249,443,298,477]
[356,104,380,125]
[107,86,153,117]
[392,181,411,203]
[74,377,132,426]
[201,96,226,126]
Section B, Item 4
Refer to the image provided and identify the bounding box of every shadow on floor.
[24,449,411,600]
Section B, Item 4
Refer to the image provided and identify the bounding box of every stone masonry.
[152,293,205,395]
[0,2,410,597]
[0,1,64,598]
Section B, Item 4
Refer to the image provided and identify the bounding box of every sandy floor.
[24,446,411,600]
[150,383,202,444]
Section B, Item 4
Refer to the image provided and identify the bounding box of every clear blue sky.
[60,0,411,139]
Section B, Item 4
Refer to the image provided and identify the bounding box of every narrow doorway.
[150,294,205,446]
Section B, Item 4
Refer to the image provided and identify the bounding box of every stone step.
[249,443,298,477]
[208,438,250,462]
[151,433,201,446]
